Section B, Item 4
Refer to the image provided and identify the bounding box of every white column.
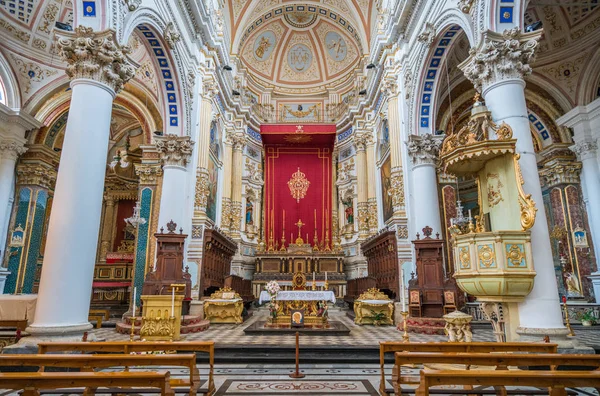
[460,28,566,336]
[406,134,443,236]
[25,27,135,341]
[155,135,194,232]
[557,98,600,261]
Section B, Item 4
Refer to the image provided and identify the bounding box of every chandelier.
[125,200,147,228]
[449,200,473,235]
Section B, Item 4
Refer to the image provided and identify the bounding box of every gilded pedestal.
[353,288,394,325]
[203,287,244,324]
[141,294,183,341]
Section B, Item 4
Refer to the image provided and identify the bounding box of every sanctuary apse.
[0,0,598,355]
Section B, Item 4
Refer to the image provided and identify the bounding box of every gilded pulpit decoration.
[288,167,310,203]
[486,173,504,207]
[56,26,136,93]
[513,155,537,231]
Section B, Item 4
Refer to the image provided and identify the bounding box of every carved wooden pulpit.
[142,220,192,299]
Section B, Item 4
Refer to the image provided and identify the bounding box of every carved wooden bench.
[415,369,600,396]
[379,342,558,396]
[0,371,172,396]
[37,341,215,395]
[394,352,600,395]
[0,353,198,395]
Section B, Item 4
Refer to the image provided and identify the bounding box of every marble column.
[406,134,443,236]
[155,134,194,232]
[366,136,378,235]
[219,135,233,232]
[229,133,247,239]
[25,27,135,341]
[460,28,566,338]
[354,132,371,239]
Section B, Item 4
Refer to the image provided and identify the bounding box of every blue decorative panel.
[44,111,69,147]
[82,1,96,17]
[21,190,48,294]
[247,127,262,142]
[132,188,153,306]
[169,105,177,115]
[500,7,513,23]
[169,117,178,126]
[337,127,353,142]
[506,243,526,268]
[527,111,550,141]
[167,93,176,103]
[420,118,429,128]
[421,106,430,115]
[4,188,31,293]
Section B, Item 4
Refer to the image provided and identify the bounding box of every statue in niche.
[565,271,582,297]
[341,190,355,239]
[245,199,254,225]
[342,196,354,224]
[244,191,258,240]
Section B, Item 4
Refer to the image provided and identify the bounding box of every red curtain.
[261,124,336,248]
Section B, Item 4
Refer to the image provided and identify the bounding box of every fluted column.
[354,132,371,239]
[156,134,194,232]
[407,134,443,236]
[229,133,247,239]
[26,27,135,340]
[460,27,566,339]
[366,136,378,235]
[219,135,233,232]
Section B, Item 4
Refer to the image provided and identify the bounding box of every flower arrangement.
[265,280,281,296]
[576,309,597,326]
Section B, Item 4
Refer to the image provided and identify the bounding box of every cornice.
[0,104,42,130]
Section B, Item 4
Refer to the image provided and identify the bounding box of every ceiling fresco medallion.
[288,44,312,72]
[284,11,318,28]
[254,31,276,61]
[325,31,347,62]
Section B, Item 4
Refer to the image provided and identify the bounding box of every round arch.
[0,51,22,108]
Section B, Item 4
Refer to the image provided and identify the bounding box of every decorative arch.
[577,48,600,105]
[0,51,22,108]
[122,11,189,136]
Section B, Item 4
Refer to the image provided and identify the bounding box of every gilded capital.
[539,160,582,188]
[231,133,247,151]
[155,134,194,167]
[353,132,373,151]
[135,163,163,185]
[459,28,541,92]
[56,26,136,93]
[16,163,57,189]
[406,133,443,167]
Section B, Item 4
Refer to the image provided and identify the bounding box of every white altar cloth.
[259,290,336,305]
[356,299,393,305]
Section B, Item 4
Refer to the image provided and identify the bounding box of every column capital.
[380,76,398,97]
[570,140,598,161]
[406,133,443,167]
[56,26,136,94]
[134,163,163,185]
[353,132,373,151]
[539,159,582,187]
[459,28,541,93]
[202,79,219,100]
[155,134,194,168]
[0,139,27,161]
[231,133,247,151]
[16,163,57,189]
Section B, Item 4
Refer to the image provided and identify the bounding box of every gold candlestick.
[401,311,410,342]
[324,230,331,252]
[562,297,575,337]
[313,230,320,251]
[130,316,137,341]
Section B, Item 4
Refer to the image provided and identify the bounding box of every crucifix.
[295,219,305,245]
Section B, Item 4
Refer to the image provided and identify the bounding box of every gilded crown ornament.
[287,167,310,203]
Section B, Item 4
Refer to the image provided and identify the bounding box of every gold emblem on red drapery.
[287,167,310,203]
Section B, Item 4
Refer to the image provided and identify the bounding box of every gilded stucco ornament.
[459,28,542,92]
[194,170,210,211]
[229,202,242,233]
[513,154,537,231]
[388,168,405,209]
[135,164,163,185]
[56,26,136,93]
[16,163,56,189]
[155,134,194,167]
[357,202,369,233]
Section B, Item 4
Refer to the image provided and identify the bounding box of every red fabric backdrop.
[261,124,336,248]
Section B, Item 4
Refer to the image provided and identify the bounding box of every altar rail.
[465,302,600,323]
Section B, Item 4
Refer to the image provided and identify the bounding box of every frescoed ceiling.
[235,3,367,95]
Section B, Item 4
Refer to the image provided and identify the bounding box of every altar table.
[0,295,37,329]
[259,290,336,305]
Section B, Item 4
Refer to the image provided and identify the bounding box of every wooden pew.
[379,342,558,396]
[394,352,600,395]
[0,354,199,395]
[0,371,172,396]
[415,369,600,396]
[37,341,215,395]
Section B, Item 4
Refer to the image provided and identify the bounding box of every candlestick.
[401,311,410,342]
[171,287,175,316]
[562,296,575,336]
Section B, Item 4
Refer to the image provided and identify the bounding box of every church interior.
[0,0,600,394]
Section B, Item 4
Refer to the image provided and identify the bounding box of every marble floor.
[92,308,600,349]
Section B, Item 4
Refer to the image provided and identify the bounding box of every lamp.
[366,63,376,69]
[125,201,147,229]
[232,90,241,96]
[223,65,233,71]
[153,131,164,136]
[359,89,367,95]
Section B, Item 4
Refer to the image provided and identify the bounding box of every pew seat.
[379,342,558,396]
[0,371,172,396]
[0,353,199,394]
[393,352,600,395]
[415,369,600,396]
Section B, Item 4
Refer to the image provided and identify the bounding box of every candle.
[171,287,175,317]
[401,270,407,311]
[325,271,328,281]
[468,209,472,219]
[132,287,137,317]
[313,272,315,282]
[283,209,286,225]
[314,209,317,226]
